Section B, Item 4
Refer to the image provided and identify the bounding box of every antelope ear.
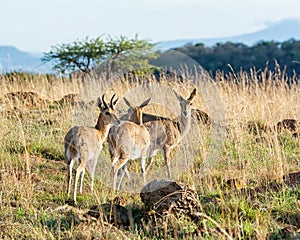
[139,98,151,108]
[123,97,134,108]
[187,88,197,102]
[173,89,184,102]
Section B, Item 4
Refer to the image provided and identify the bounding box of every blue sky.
[1,0,300,53]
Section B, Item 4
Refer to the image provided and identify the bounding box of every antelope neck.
[177,112,191,136]
[95,113,111,139]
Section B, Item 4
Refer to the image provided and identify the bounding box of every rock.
[140,180,181,210]
[140,180,201,220]
[277,119,299,132]
[87,203,130,226]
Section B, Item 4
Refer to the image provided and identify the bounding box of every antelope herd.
[64,88,198,202]
[64,88,299,202]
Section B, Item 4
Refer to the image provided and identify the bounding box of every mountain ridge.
[0,46,51,73]
[156,19,300,49]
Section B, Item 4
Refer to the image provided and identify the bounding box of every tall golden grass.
[0,69,299,238]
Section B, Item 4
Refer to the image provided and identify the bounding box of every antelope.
[124,88,197,178]
[64,94,119,203]
[121,105,210,127]
[108,98,151,190]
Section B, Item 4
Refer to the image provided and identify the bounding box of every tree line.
[172,39,300,77]
[41,35,300,81]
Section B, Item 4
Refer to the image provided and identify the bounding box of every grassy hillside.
[0,71,299,239]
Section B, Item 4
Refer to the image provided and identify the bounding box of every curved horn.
[97,97,103,109]
[110,94,118,109]
[102,94,109,109]
[110,94,116,106]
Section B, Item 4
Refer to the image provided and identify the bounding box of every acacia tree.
[42,37,106,74]
[42,35,157,77]
[103,35,157,74]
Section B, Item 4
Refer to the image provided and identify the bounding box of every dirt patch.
[56,93,78,106]
[2,91,48,108]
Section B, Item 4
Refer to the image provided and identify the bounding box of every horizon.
[2,0,300,53]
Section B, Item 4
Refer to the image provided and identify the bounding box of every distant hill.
[156,19,300,50]
[0,46,52,73]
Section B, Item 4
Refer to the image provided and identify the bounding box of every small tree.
[42,35,157,77]
[42,37,106,74]
[103,35,157,75]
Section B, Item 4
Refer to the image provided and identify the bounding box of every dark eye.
[105,112,111,116]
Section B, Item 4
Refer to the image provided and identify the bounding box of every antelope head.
[97,94,120,125]
[173,88,197,118]
[123,97,151,125]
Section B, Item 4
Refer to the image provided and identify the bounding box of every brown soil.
[2,91,48,108]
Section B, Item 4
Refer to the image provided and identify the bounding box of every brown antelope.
[124,89,197,178]
[108,98,151,190]
[121,105,210,127]
[64,94,119,203]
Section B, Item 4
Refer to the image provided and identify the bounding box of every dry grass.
[0,70,300,239]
